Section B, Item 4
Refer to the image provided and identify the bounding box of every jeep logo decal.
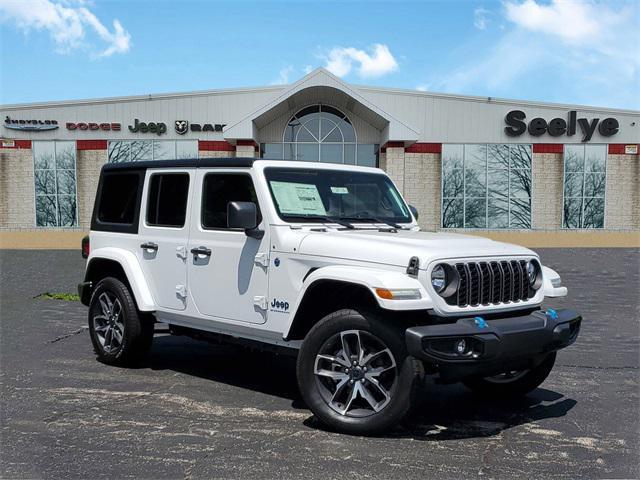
[270,299,289,312]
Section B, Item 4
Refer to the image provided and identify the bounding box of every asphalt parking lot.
[1,248,638,479]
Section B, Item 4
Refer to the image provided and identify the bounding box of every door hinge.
[176,245,187,259]
[254,252,269,267]
[253,296,268,310]
[176,284,187,298]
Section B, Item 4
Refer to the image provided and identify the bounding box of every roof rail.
[101,157,256,172]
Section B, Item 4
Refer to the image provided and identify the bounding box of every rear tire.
[462,352,556,397]
[88,277,153,366]
[297,309,420,435]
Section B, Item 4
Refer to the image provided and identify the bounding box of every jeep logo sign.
[504,110,619,142]
[270,299,290,312]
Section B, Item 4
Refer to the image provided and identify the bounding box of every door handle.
[190,246,211,257]
[140,242,158,251]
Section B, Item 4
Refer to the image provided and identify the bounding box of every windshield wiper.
[288,215,355,229]
[343,216,404,229]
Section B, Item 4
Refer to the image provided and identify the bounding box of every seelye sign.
[504,110,619,142]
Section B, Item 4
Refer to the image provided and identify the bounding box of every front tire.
[297,309,420,435]
[462,352,557,397]
[88,277,153,366]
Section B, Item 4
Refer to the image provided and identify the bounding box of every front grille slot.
[447,259,531,307]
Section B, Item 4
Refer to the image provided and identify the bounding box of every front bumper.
[406,308,581,382]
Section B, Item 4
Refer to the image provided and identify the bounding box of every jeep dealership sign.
[505,110,619,142]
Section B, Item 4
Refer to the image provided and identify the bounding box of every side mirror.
[227,201,264,239]
[409,204,419,221]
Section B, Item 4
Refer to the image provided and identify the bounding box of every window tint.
[146,173,190,228]
[202,174,262,229]
[97,173,141,225]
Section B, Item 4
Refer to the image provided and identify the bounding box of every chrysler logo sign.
[4,116,59,132]
[505,110,619,142]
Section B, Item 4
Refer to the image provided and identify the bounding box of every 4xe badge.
[270,299,289,313]
[175,120,188,135]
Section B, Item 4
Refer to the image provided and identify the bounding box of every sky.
[0,0,638,109]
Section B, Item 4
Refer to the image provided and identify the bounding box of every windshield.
[264,167,412,224]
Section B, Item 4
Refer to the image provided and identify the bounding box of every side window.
[202,173,262,229]
[96,172,142,226]
[146,173,190,228]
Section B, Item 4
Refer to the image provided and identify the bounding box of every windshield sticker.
[270,181,327,215]
[330,186,349,194]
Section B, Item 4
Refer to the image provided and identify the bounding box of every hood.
[297,229,536,269]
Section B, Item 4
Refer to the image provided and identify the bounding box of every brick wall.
[0,148,35,229]
[605,154,639,229]
[531,152,563,229]
[404,152,441,231]
[76,149,108,229]
[384,146,405,193]
[199,150,237,158]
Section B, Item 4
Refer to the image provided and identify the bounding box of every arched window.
[282,105,357,164]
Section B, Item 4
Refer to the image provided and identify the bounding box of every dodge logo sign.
[175,120,188,135]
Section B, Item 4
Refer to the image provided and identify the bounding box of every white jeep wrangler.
[79,158,581,434]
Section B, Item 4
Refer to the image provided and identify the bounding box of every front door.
[138,169,193,311]
[187,170,269,324]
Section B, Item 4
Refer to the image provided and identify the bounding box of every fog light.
[455,339,467,354]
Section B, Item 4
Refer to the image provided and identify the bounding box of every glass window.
[108,140,198,163]
[201,174,262,229]
[264,167,411,224]
[33,141,78,227]
[563,144,606,228]
[146,173,190,228]
[442,144,532,229]
[278,105,377,166]
[97,172,142,225]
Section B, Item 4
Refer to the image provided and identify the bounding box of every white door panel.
[187,169,269,324]
[138,169,193,311]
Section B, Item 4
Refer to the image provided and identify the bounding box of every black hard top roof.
[101,157,256,172]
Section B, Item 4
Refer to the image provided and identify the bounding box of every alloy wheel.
[314,329,397,417]
[93,292,125,354]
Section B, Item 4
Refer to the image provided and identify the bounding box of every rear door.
[187,169,269,324]
[138,169,193,310]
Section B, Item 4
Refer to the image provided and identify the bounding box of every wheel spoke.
[112,327,123,345]
[360,382,384,412]
[103,327,112,351]
[111,300,122,320]
[365,365,395,379]
[362,348,394,368]
[98,293,112,317]
[330,378,351,412]
[315,368,348,381]
[366,377,391,404]
[340,330,364,363]
[343,381,360,413]
[316,354,350,368]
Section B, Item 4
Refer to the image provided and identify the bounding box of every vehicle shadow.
[144,334,577,441]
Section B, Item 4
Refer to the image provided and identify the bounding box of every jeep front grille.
[446,260,530,307]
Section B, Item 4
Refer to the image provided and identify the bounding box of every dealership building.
[1,68,638,247]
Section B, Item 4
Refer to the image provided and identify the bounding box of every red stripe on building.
[236,139,258,147]
[77,140,107,150]
[405,143,442,154]
[533,144,563,154]
[382,141,404,149]
[199,140,235,152]
[608,144,639,155]
[0,140,32,149]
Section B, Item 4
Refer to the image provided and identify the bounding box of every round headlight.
[431,265,446,293]
[526,261,537,284]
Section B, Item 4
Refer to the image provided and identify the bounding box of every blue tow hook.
[546,308,559,321]
[474,316,488,329]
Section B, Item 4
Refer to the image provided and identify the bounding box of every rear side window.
[146,173,190,228]
[96,173,141,225]
[202,173,262,229]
